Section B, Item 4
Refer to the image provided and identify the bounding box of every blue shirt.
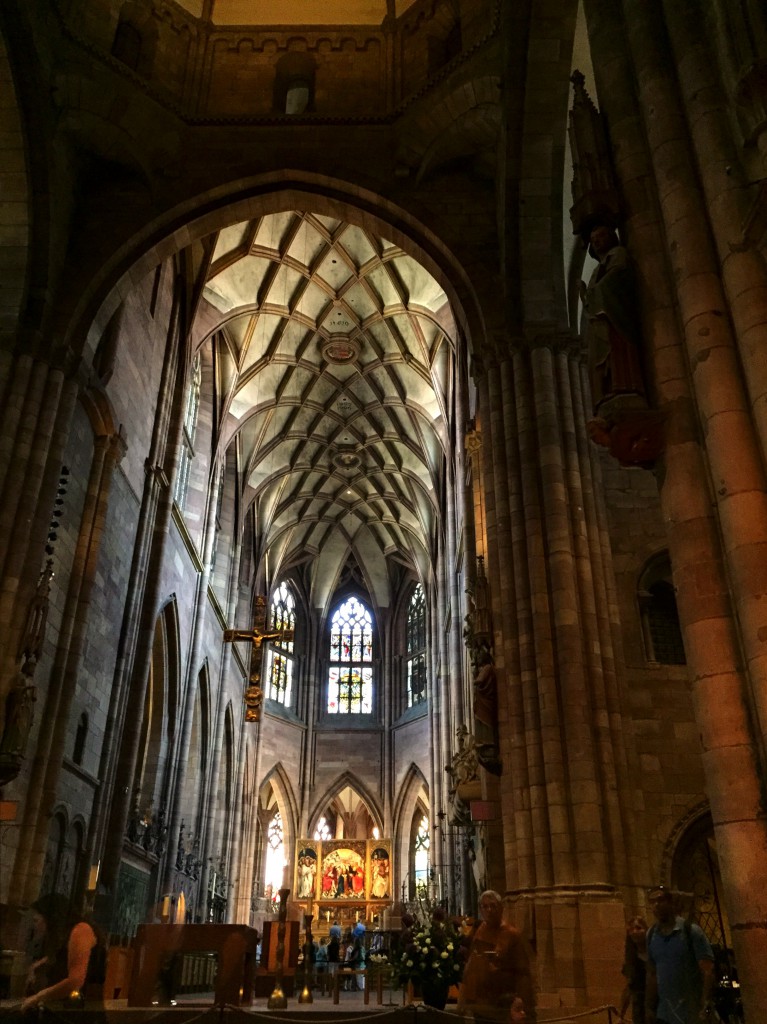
[647,917,713,1024]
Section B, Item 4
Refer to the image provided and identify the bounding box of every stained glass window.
[313,816,332,841]
[327,596,373,714]
[406,583,427,707]
[414,815,430,897]
[264,810,285,901]
[266,582,295,706]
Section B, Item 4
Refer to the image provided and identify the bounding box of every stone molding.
[50,0,502,127]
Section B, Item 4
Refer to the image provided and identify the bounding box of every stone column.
[11,424,126,905]
[616,3,767,1017]
[200,505,244,915]
[161,460,222,895]
[0,353,79,683]
[478,336,637,1009]
[93,285,185,914]
[661,0,767,758]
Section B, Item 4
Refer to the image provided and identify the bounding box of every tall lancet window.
[266,582,296,706]
[173,354,201,508]
[264,810,285,900]
[327,596,373,714]
[414,815,430,897]
[406,583,427,707]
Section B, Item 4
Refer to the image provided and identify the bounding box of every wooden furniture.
[128,924,259,1006]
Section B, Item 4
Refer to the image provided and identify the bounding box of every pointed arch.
[307,771,384,838]
[134,598,181,818]
[393,762,430,895]
[259,761,300,858]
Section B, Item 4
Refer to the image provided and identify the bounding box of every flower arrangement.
[396,903,467,991]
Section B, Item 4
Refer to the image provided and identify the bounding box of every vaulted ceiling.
[201,210,458,612]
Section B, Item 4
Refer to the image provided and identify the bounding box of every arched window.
[263,810,285,901]
[639,553,686,665]
[72,713,88,766]
[174,354,201,508]
[406,583,427,707]
[313,816,332,841]
[112,20,142,70]
[414,815,430,898]
[266,582,296,706]
[327,596,373,714]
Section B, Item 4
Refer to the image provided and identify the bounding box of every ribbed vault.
[201,209,457,611]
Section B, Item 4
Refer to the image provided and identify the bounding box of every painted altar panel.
[318,839,367,900]
[295,840,319,899]
[367,839,392,899]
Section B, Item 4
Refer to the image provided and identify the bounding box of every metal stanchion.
[267,886,290,1009]
[298,912,314,1004]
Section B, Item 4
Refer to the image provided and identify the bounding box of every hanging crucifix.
[223,596,294,722]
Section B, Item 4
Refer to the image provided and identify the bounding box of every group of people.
[619,886,718,1024]
[457,884,721,1024]
[312,919,367,990]
[15,882,721,1023]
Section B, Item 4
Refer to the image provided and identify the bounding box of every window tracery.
[266,582,296,706]
[406,583,426,707]
[327,596,373,714]
[174,355,201,508]
[264,810,285,900]
[414,814,430,897]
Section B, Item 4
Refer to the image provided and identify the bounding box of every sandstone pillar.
[162,459,222,896]
[11,422,126,905]
[618,4,767,1019]
[476,336,639,1010]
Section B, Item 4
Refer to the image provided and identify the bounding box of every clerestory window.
[265,582,296,706]
[326,596,373,714]
[406,583,427,707]
[173,354,201,508]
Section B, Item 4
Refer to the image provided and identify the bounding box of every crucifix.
[223,596,294,721]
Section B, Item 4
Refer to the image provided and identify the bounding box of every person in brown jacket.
[458,890,534,1022]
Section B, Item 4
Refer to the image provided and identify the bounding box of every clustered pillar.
[477,337,645,1009]
[584,0,767,1018]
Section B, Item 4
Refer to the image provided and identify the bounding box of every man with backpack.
[645,886,716,1024]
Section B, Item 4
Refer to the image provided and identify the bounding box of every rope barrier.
[18,998,622,1024]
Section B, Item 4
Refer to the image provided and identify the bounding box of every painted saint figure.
[371,848,390,899]
[297,849,317,898]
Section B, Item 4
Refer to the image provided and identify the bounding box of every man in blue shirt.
[645,886,715,1024]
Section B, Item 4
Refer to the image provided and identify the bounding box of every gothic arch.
[259,761,300,863]
[72,176,486,373]
[658,798,711,886]
[307,771,384,837]
[393,762,430,885]
[134,598,181,819]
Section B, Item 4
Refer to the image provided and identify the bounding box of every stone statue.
[473,653,502,775]
[18,560,54,668]
[0,678,36,757]
[580,222,646,415]
[445,725,480,826]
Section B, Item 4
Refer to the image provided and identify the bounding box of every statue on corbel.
[463,558,502,775]
[569,70,664,468]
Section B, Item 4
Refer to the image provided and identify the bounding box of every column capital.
[523,329,586,359]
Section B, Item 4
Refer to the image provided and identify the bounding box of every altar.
[292,838,392,924]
